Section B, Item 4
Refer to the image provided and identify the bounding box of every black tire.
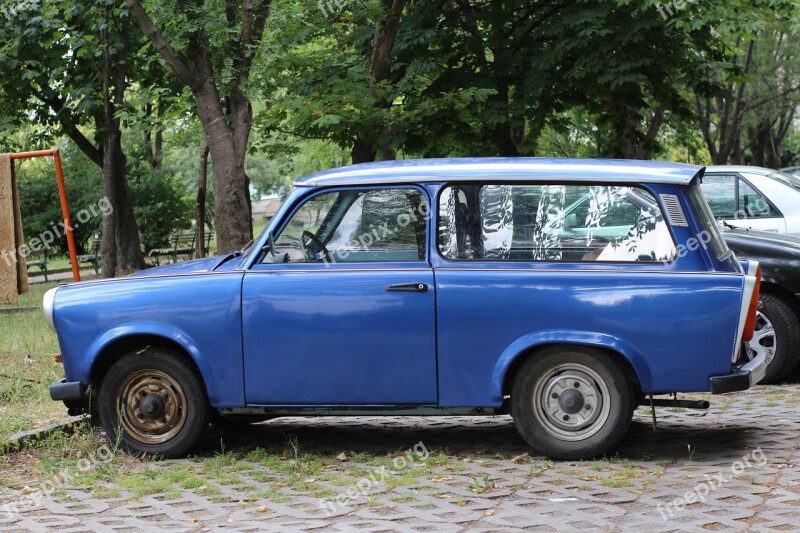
[98,347,208,458]
[511,346,634,460]
[751,293,800,384]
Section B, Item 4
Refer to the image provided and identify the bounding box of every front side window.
[265,188,427,264]
[438,184,677,263]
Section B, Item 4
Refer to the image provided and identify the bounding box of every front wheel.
[511,347,634,460]
[98,348,208,458]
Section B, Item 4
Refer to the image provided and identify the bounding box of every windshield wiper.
[212,243,249,270]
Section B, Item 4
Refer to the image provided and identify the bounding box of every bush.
[129,167,193,252]
[17,146,192,256]
[17,148,103,255]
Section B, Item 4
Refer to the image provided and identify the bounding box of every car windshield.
[768,170,800,192]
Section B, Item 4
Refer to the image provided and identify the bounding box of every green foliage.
[257,0,778,160]
[16,135,192,255]
[128,168,193,252]
[2,0,800,254]
[17,145,103,255]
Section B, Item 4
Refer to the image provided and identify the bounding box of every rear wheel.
[747,293,800,384]
[98,348,208,458]
[511,346,634,460]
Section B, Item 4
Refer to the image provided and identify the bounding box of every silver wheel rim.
[746,310,777,366]
[531,362,611,442]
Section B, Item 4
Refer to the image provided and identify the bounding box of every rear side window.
[689,185,730,260]
[438,184,677,263]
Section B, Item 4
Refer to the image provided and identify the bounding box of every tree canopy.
[0,0,798,272]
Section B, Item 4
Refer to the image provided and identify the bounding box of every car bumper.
[708,351,768,394]
[50,379,89,416]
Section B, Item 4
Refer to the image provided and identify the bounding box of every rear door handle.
[385,283,429,293]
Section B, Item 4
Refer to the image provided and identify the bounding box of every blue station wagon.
[47,158,765,460]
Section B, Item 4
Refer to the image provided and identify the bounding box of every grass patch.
[0,279,62,309]
[0,286,68,438]
[118,464,220,500]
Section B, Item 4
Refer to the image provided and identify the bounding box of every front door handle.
[385,283,428,293]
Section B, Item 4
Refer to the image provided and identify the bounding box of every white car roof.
[705,165,777,176]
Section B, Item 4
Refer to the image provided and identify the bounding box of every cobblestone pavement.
[1,385,799,532]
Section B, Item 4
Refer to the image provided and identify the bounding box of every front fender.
[53,272,245,408]
[490,330,652,403]
[82,323,217,403]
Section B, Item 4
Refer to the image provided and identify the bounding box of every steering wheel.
[299,230,331,263]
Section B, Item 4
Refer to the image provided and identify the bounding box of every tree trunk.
[125,0,268,254]
[100,7,144,277]
[195,144,209,258]
[698,40,755,165]
[193,83,251,253]
[350,0,406,163]
[352,139,377,164]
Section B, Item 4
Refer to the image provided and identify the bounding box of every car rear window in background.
[438,184,677,263]
[769,170,800,192]
[689,185,731,260]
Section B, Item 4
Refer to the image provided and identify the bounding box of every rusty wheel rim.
[116,369,188,444]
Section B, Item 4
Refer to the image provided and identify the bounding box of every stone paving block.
[4,385,800,531]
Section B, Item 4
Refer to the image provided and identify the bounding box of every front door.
[242,186,437,405]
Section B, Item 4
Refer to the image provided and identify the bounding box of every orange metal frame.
[10,149,81,282]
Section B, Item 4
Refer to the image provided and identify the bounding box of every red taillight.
[742,265,762,342]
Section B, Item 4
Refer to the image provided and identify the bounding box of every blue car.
[47,158,765,459]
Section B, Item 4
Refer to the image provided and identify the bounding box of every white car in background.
[702,166,800,235]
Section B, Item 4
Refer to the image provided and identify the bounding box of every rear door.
[701,174,786,233]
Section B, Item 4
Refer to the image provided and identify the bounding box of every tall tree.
[0,0,145,274]
[350,0,407,163]
[100,3,145,276]
[691,0,800,165]
[125,0,272,252]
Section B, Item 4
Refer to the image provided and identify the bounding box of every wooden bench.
[26,247,49,281]
[148,231,196,265]
[201,231,215,257]
[78,238,101,274]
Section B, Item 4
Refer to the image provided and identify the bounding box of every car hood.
[724,227,800,253]
[128,255,245,277]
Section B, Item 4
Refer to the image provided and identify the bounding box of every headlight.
[43,287,58,333]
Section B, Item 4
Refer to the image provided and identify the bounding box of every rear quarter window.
[438,184,677,263]
[689,185,731,260]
